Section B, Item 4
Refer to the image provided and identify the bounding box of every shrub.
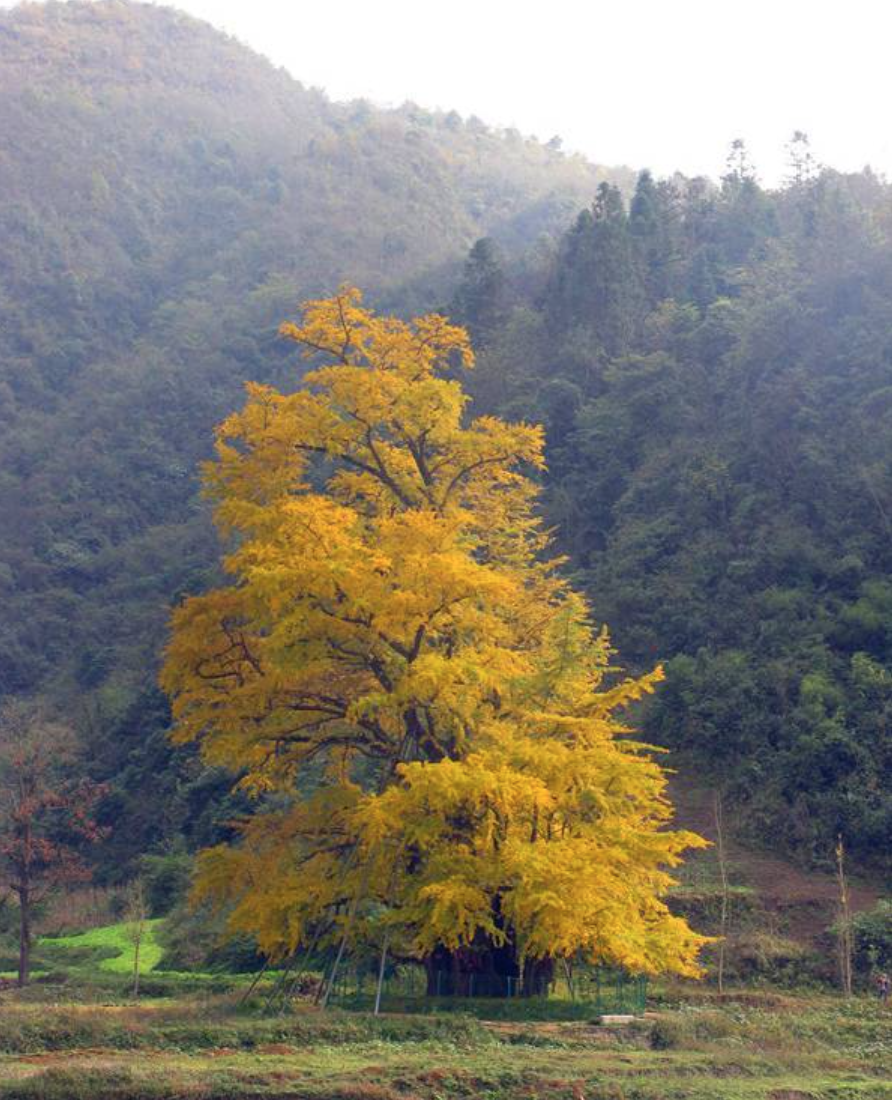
[139,852,192,918]
[850,899,892,973]
[649,1017,683,1049]
[155,901,263,973]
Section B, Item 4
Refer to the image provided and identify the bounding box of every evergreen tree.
[449,237,507,347]
[630,170,680,305]
[546,183,643,357]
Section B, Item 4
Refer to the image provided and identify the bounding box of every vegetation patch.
[40,921,165,975]
[0,988,886,1098]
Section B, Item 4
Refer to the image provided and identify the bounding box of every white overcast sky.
[13,0,892,184]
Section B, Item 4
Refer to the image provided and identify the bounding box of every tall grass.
[36,887,126,936]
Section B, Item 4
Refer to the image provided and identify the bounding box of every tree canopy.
[0,701,106,984]
[161,288,707,978]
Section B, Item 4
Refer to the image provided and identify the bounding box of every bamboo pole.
[835,835,853,997]
[373,930,390,1015]
[714,791,730,995]
[237,957,270,1008]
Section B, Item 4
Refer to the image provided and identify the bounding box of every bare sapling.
[125,878,148,998]
[714,790,731,994]
[835,836,854,997]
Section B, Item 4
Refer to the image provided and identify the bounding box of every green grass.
[0,920,271,997]
[39,920,165,975]
[330,992,628,1021]
[0,988,887,1098]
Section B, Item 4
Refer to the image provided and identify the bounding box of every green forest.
[0,4,889,1097]
[451,155,892,872]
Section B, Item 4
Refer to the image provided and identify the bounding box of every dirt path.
[669,781,880,943]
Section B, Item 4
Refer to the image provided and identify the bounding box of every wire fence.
[323,963,648,1014]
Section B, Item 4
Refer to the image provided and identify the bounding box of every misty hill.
[0,0,626,699]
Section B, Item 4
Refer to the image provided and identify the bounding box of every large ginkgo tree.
[161,287,708,994]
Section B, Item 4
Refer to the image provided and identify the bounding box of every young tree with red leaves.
[0,702,107,986]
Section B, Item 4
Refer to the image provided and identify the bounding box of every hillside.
[456,166,892,875]
[0,0,635,868]
[0,0,625,690]
[669,780,879,955]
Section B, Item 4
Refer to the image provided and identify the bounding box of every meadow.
[0,923,888,1100]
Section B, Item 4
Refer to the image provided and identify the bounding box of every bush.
[649,1017,683,1049]
[139,852,192,918]
[850,899,892,973]
[649,1010,734,1050]
[155,901,263,974]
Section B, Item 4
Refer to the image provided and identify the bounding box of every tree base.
[424,943,554,998]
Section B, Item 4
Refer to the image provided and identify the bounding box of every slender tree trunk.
[126,879,147,1000]
[714,791,730,995]
[374,932,389,1016]
[132,933,142,998]
[17,887,30,988]
[562,958,576,1000]
[320,929,350,1009]
[281,921,328,1012]
[265,952,298,1012]
[237,957,270,1008]
[835,836,853,997]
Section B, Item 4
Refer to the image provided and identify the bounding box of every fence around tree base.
[324,965,648,1015]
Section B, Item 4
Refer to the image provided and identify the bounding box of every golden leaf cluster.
[161,286,708,976]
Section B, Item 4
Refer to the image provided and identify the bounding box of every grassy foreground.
[0,986,888,1099]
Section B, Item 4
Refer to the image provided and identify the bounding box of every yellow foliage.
[162,286,709,978]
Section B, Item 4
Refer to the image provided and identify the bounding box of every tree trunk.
[521,956,554,997]
[132,934,141,998]
[424,940,552,998]
[373,932,389,1015]
[17,888,30,988]
[714,791,730,995]
[835,836,853,997]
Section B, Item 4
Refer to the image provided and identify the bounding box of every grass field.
[0,983,888,1099]
[38,920,165,975]
[0,919,888,1098]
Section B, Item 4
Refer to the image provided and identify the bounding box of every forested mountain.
[0,0,629,869]
[0,1,888,880]
[1,0,624,684]
[454,158,892,871]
